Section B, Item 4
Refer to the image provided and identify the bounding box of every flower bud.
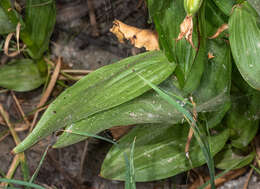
[184,0,203,15]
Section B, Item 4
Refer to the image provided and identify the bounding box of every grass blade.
[136,72,216,189]
[125,138,136,189]
[29,145,50,183]
[0,178,45,189]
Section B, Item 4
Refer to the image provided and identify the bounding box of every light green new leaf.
[13,51,176,153]
[25,0,56,59]
[101,123,229,182]
[229,2,260,90]
[0,59,46,92]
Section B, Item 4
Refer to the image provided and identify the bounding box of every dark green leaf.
[0,6,15,34]
[147,0,199,87]
[212,0,236,16]
[0,59,46,92]
[13,51,176,153]
[25,0,56,59]
[215,146,255,170]
[229,2,260,90]
[100,123,229,182]
[227,91,260,149]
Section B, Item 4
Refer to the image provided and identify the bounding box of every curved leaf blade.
[13,51,176,153]
[100,123,229,182]
[229,2,260,90]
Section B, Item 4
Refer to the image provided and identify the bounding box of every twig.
[0,155,20,187]
[61,69,93,74]
[87,0,99,37]
[79,140,89,183]
[11,92,31,131]
[0,104,21,145]
[30,57,61,131]
[243,166,254,189]
[0,104,28,187]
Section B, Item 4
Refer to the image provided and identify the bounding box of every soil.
[0,0,260,189]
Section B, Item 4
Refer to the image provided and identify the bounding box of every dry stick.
[61,69,93,74]
[4,32,25,57]
[243,166,254,189]
[30,57,61,132]
[11,92,31,131]
[16,22,21,53]
[201,168,247,189]
[87,0,99,37]
[185,97,197,158]
[79,140,89,183]
[44,58,79,81]
[0,131,10,143]
[0,154,20,186]
[0,104,26,187]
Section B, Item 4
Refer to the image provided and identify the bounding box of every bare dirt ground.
[0,0,260,188]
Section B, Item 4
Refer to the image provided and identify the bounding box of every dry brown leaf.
[109,125,133,140]
[208,52,215,59]
[110,19,159,51]
[177,15,196,49]
[209,24,229,39]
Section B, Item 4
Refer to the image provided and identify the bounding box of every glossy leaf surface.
[212,0,236,16]
[13,51,176,153]
[101,123,229,182]
[229,2,260,90]
[0,59,45,92]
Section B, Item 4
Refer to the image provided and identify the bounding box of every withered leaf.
[110,19,159,51]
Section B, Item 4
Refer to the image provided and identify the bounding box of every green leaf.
[147,0,198,84]
[205,0,228,37]
[0,6,16,34]
[100,123,229,182]
[229,2,260,90]
[212,0,236,16]
[226,91,260,149]
[13,51,176,153]
[215,146,255,170]
[193,38,231,104]
[0,59,46,92]
[25,0,56,59]
[54,73,230,148]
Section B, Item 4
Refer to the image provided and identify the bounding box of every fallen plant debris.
[110,19,159,51]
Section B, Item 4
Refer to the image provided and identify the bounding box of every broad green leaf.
[0,6,15,34]
[54,73,230,148]
[54,37,231,148]
[193,38,231,104]
[215,146,255,170]
[13,51,176,153]
[205,0,228,37]
[180,0,207,93]
[0,59,46,92]
[101,123,229,182]
[227,91,259,149]
[147,0,199,88]
[229,2,260,90]
[25,0,56,59]
[212,0,236,16]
